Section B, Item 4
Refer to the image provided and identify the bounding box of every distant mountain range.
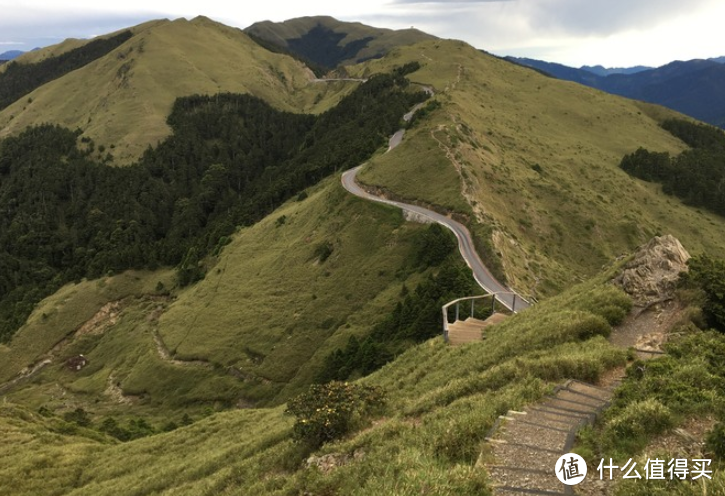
[507,56,725,128]
[580,65,652,76]
[0,50,24,61]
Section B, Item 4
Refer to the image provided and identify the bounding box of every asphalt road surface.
[341,165,529,312]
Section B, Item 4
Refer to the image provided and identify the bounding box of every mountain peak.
[245,16,435,68]
[0,17,324,163]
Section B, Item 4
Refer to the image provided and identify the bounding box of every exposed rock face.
[613,235,691,307]
[305,449,365,474]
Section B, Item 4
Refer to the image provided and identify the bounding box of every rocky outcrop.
[305,449,365,474]
[613,235,691,307]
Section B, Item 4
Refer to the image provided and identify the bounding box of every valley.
[1,14,724,496]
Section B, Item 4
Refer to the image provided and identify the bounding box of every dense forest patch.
[619,119,725,216]
[0,65,426,342]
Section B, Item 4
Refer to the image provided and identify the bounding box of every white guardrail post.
[442,292,525,341]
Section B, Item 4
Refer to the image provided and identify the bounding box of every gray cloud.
[394,0,513,3]
[394,0,716,35]
[366,0,724,66]
[389,0,715,36]
[0,9,165,49]
[522,0,714,36]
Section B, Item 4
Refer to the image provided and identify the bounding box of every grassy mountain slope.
[0,271,635,495]
[245,16,435,68]
[0,17,350,163]
[0,175,444,415]
[2,22,167,68]
[156,177,436,404]
[3,25,725,496]
[350,40,725,297]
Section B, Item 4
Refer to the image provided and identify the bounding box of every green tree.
[685,255,725,332]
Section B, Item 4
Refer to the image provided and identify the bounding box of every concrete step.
[525,405,591,423]
[539,398,597,418]
[498,420,569,452]
[448,313,509,346]
[488,465,563,493]
[448,330,484,345]
[491,441,561,472]
[554,389,608,409]
[566,380,614,402]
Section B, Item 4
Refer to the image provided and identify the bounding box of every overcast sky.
[1,0,724,68]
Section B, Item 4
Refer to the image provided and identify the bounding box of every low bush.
[605,399,673,439]
[286,381,385,448]
[706,422,725,461]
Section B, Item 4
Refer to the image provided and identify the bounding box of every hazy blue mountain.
[0,50,24,60]
[580,64,652,76]
[504,57,601,85]
[506,56,725,129]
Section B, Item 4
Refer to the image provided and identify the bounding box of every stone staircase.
[482,380,615,495]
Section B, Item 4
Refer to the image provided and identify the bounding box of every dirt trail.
[105,373,140,405]
[152,331,212,369]
[0,301,124,396]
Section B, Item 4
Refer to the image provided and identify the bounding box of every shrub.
[63,407,91,427]
[286,381,385,448]
[685,255,725,332]
[706,422,725,460]
[313,242,334,263]
[605,399,673,439]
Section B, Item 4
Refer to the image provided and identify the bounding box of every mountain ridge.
[0,16,344,163]
[507,55,725,128]
[2,17,725,495]
[245,15,435,69]
[0,50,25,61]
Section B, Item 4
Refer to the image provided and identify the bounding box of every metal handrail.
[441,292,521,343]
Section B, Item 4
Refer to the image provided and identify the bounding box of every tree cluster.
[683,255,725,333]
[0,70,428,342]
[619,119,725,215]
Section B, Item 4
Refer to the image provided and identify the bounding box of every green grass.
[0,269,175,384]
[157,177,433,405]
[347,39,725,299]
[0,175,441,420]
[574,325,725,494]
[0,17,355,164]
[359,129,471,213]
[0,271,632,495]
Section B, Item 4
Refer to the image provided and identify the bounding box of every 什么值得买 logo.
[555,453,588,485]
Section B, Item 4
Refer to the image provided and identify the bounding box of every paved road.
[341,166,529,312]
[340,85,529,312]
[312,78,369,83]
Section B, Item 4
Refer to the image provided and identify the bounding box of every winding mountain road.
[341,100,529,312]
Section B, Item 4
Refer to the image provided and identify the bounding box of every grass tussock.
[0,275,632,495]
[575,325,725,494]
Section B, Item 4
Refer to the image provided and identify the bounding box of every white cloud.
[0,0,723,66]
